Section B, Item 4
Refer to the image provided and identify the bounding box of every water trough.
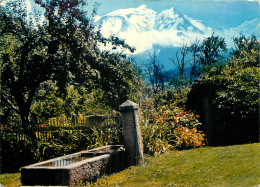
[21,145,126,186]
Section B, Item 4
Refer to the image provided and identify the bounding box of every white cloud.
[100,28,213,54]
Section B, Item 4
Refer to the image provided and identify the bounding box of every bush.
[140,102,206,156]
[186,35,260,145]
[0,132,36,173]
[0,118,123,172]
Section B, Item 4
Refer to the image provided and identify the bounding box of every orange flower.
[189,117,193,121]
[163,113,166,117]
[196,115,200,118]
[40,124,48,128]
[180,113,184,117]
[163,117,166,121]
[146,103,149,107]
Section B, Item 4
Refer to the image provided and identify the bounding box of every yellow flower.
[161,106,166,110]
[78,114,83,120]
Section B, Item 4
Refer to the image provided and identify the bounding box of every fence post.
[119,100,143,165]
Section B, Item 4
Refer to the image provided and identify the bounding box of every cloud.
[100,28,212,54]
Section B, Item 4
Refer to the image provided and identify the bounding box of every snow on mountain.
[232,18,260,36]
[95,4,258,56]
[215,17,260,47]
[95,5,212,53]
[95,5,157,33]
[155,7,203,34]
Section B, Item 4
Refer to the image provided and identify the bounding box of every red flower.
[144,114,147,117]
[163,113,166,117]
[163,117,166,121]
[180,113,184,117]
[146,103,149,107]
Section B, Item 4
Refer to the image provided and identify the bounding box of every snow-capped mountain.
[232,18,260,36]
[96,5,157,33]
[95,5,212,54]
[215,17,260,47]
[155,8,203,34]
[95,5,208,34]
[95,4,259,69]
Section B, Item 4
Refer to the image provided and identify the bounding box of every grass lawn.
[0,173,21,187]
[1,143,259,186]
[88,143,260,186]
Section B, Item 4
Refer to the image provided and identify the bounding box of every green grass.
[1,143,259,186]
[88,143,260,186]
[0,173,21,187]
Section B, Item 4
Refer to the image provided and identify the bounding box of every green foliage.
[30,82,113,124]
[0,132,36,172]
[216,67,259,119]
[34,128,92,161]
[154,88,190,108]
[90,125,123,148]
[198,33,227,72]
[168,34,227,89]
[140,102,206,156]
[186,34,259,145]
[0,0,139,130]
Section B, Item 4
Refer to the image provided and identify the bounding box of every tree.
[186,35,259,145]
[198,33,227,72]
[232,34,259,62]
[0,0,135,130]
[188,39,200,84]
[170,43,190,88]
[146,51,168,95]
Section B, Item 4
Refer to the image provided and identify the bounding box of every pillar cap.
[119,100,138,111]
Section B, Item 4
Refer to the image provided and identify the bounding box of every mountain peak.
[160,7,181,16]
[137,5,147,9]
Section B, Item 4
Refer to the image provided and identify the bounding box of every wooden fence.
[0,115,121,143]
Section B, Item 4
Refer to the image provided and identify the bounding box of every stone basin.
[21,145,126,186]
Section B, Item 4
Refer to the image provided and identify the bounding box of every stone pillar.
[119,100,143,165]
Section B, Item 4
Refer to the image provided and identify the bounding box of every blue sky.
[2,0,258,28]
[87,0,259,28]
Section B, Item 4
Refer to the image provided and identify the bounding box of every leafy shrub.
[174,127,206,150]
[0,131,36,172]
[140,102,206,156]
[35,129,91,161]
[186,35,260,145]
